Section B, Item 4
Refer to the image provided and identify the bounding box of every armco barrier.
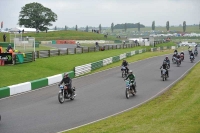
[75,63,91,77]
[126,52,131,57]
[31,78,48,90]
[9,82,31,96]
[103,57,112,66]
[0,87,10,99]
[131,51,136,56]
[47,74,63,85]
[0,71,75,99]
[120,53,126,60]
[112,56,120,63]
[91,60,103,71]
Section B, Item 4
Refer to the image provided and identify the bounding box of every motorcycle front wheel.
[58,92,65,104]
[125,88,130,99]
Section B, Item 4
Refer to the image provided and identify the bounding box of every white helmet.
[129,70,133,73]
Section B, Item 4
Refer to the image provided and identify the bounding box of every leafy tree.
[138,22,140,32]
[114,23,145,29]
[124,23,127,32]
[86,25,88,32]
[18,2,57,31]
[75,25,78,31]
[111,23,114,33]
[54,26,57,30]
[183,21,186,32]
[166,21,169,31]
[99,24,101,33]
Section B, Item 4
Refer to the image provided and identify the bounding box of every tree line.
[18,2,195,33]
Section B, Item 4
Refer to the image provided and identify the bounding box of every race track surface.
[0,51,199,133]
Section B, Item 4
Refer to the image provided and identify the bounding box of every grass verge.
[64,57,200,133]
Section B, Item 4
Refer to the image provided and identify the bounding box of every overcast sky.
[0,0,199,29]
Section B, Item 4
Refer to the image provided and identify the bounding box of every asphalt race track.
[0,51,199,133]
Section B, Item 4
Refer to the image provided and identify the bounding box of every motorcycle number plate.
[191,56,193,58]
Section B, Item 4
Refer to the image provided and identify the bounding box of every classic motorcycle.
[176,58,181,67]
[194,50,198,57]
[161,68,168,81]
[180,53,184,61]
[58,85,76,104]
[172,56,177,64]
[166,62,170,69]
[125,80,136,99]
[121,66,128,78]
[190,55,194,63]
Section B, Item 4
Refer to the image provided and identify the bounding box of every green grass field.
[0,30,117,42]
[65,61,200,133]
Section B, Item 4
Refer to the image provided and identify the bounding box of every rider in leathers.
[180,51,185,60]
[121,60,129,74]
[58,73,73,98]
[125,70,136,92]
[160,61,169,77]
[164,56,170,68]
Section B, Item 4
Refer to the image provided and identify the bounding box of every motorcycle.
[180,54,184,61]
[58,85,76,104]
[190,55,194,63]
[172,56,177,64]
[188,50,192,55]
[176,58,181,67]
[125,80,136,99]
[166,62,170,69]
[161,68,168,81]
[194,50,198,56]
[121,66,127,78]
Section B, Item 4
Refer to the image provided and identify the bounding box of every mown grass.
[64,52,200,133]
[0,42,176,88]
[0,30,117,42]
[1,45,53,52]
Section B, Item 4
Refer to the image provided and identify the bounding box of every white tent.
[9,27,37,32]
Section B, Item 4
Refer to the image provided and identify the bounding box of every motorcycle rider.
[180,51,184,59]
[188,46,192,54]
[164,56,170,68]
[58,73,73,98]
[125,70,136,92]
[174,49,178,55]
[160,61,169,77]
[190,52,195,59]
[121,59,129,74]
[194,45,198,55]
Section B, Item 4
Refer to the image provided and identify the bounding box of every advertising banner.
[0,53,12,64]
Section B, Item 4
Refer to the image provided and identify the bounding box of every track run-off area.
[0,50,199,133]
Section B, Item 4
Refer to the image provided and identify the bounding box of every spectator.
[22,29,24,33]
[0,46,3,53]
[95,42,99,47]
[6,44,12,52]
[3,34,6,42]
